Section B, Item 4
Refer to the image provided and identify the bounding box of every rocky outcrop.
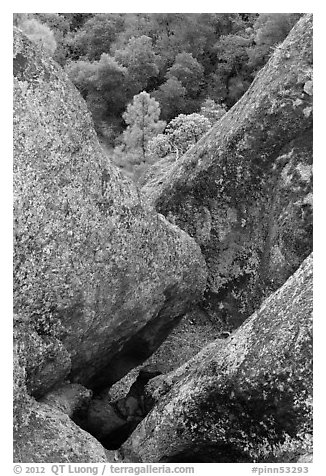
[142,14,313,328]
[13,27,207,400]
[39,383,92,417]
[14,400,108,463]
[122,254,313,463]
[13,352,107,463]
[14,317,72,398]
[74,367,161,449]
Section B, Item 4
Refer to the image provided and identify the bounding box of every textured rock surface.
[14,317,71,398]
[74,367,161,449]
[39,383,92,417]
[122,254,313,463]
[14,401,108,463]
[13,28,207,397]
[13,353,107,463]
[142,14,313,328]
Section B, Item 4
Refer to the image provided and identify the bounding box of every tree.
[199,99,227,123]
[41,13,282,146]
[18,18,57,56]
[254,13,302,47]
[114,36,159,95]
[212,33,253,105]
[147,134,172,159]
[166,52,204,98]
[148,113,212,159]
[60,13,94,32]
[247,14,302,74]
[33,13,71,65]
[66,14,125,61]
[152,77,187,122]
[122,92,166,161]
[13,13,30,27]
[165,113,212,155]
[65,53,128,129]
[34,13,70,37]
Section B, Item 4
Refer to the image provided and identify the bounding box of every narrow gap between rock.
[71,366,162,450]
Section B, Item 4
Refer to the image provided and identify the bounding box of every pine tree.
[122,92,166,161]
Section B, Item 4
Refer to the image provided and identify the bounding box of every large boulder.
[14,401,106,463]
[14,399,108,463]
[122,254,313,463]
[13,28,207,398]
[142,14,313,328]
[13,350,107,463]
[39,383,93,418]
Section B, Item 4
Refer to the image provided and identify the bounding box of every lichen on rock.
[142,14,313,328]
[13,27,207,400]
[122,254,313,463]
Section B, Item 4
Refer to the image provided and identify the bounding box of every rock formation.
[13,27,207,402]
[13,350,107,463]
[74,367,162,449]
[142,14,313,328]
[122,253,313,462]
[13,14,313,464]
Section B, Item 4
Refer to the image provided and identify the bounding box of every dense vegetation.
[14,13,302,180]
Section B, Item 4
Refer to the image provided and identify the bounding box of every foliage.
[18,18,57,56]
[34,13,71,36]
[60,13,94,32]
[254,13,302,46]
[199,99,227,123]
[247,14,302,73]
[27,12,303,152]
[165,52,204,98]
[66,14,125,61]
[147,134,172,159]
[165,113,212,155]
[211,33,253,105]
[152,77,187,122]
[122,91,166,161]
[65,53,128,126]
[147,113,212,160]
[32,13,71,65]
[13,13,31,27]
[114,35,159,95]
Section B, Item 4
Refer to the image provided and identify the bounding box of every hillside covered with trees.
[14,13,302,180]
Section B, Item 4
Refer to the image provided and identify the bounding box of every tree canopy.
[16,12,303,175]
[122,91,166,160]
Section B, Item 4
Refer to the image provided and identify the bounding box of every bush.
[165,113,212,155]
[200,99,227,123]
[147,134,172,159]
[147,112,212,160]
[19,18,57,56]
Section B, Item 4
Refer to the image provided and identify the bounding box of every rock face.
[14,317,72,399]
[13,28,207,398]
[39,383,93,417]
[14,400,108,463]
[74,367,161,449]
[122,253,313,463]
[142,14,313,328]
[13,351,107,463]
